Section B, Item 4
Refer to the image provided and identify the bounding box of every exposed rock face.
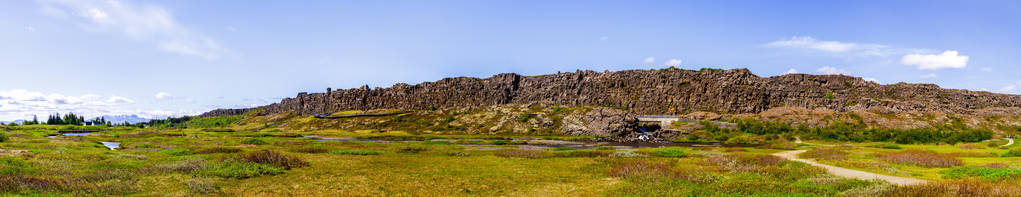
[201,68,1021,117]
[561,108,637,136]
[199,108,254,118]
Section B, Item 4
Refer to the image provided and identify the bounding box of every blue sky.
[1,0,1019,121]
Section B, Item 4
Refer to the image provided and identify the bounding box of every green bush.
[941,166,1021,181]
[330,149,382,155]
[241,138,268,145]
[651,147,687,158]
[199,162,282,179]
[1002,148,1021,157]
[158,148,193,156]
[0,133,7,142]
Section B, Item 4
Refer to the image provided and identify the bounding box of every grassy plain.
[1,120,1019,196]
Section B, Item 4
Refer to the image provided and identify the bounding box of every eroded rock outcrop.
[561,108,637,136]
[202,68,1021,118]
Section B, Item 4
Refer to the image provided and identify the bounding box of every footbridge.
[635,115,737,127]
[635,115,683,126]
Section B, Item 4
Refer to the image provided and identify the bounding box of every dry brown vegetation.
[241,150,309,170]
[800,147,850,160]
[878,150,963,167]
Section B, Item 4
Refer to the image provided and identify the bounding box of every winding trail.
[1002,138,1014,147]
[773,150,929,185]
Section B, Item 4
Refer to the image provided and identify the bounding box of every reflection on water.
[101,142,120,150]
[63,133,89,136]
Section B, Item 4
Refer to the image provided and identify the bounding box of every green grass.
[650,147,687,158]
[330,149,382,155]
[198,162,283,179]
[941,166,1021,181]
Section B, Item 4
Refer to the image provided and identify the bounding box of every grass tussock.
[242,150,309,170]
[878,150,963,167]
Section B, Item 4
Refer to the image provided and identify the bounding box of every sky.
[1,0,1019,121]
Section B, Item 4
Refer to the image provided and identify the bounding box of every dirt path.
[773,150,929,185]
[1002,138,1014,147]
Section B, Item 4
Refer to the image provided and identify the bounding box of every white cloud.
[901,50,969,70]
[663,59,682,67]
[980,67,992,72]
[784,68,799,74]
[1000,85,1017,93]
[0,89,200,121]
[155,92,172,99]
[862,77,878,83]
[599,36,608,41]
[816,66,848,75]
[106,96,134,104]
[919,73,938,79]
[40,0,230,60]
[643,57,655,63]
[24,26,36,31]
[766,36,890,55]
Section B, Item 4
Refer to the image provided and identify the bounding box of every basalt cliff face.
[201,68,1021,117]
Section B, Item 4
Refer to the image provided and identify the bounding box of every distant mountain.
[0,120,27,125]
[102,115,151,124]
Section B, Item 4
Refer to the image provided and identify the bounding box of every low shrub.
[941,166,1021,181]
[330,149,382,155]
[799,147,849,160]
[242,150,309,170]
[241,138,268,145]
[187,178,219,194]
[0,175,77,192]
[1001,148,1021,157]
[0,133,7,142]
[879,150,963,167]
[651,147,687,158]
[158,148,193,156]
[200,162,282,179]
[194,147,242,154]
[493,150,551,159]
[396,146,427,154]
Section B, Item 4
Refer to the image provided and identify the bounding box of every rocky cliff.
[201,68,1021,117]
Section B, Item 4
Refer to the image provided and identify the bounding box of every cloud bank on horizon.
[0,0,1019,121]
